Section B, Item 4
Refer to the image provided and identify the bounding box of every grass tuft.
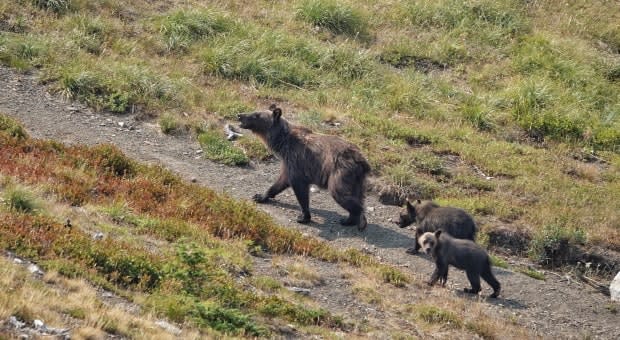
[198,129,249,166]
[158,9,233,53]
[297,0,370,40]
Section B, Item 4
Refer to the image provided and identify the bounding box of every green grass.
[198,129,249,166]
[518,267,545,280]
[296,0,370,40]
[0,0,618,258]
[2,185,40,214]
[415,305,462,328]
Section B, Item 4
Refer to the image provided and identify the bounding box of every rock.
[118,121,126,128]
[155,320,182,336]
[93,232,104,240]
[611,271,620,302]
[9,316,26,329]
[367,206,375,213]
[13,257,24,264]
[27,264,44,276]
[310,186,320,193]
[195,149,203,154]
[33,319,44,329]
[286,287,311,296]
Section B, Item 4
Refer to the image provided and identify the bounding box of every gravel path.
[1,66,618,339]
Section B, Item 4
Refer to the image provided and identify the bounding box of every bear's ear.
[406,200,414,213]
[416,199,422,204]
[269,103,278,111]
[272,107,282,122]
[434,229,442,238]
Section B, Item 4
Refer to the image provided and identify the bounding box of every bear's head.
[418,230,442,255]
[237,104,283,135]
[397,199,420,228]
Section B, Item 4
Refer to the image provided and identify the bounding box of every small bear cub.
[419,230,500,298]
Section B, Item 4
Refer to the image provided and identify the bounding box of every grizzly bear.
[237,104,370,231]
[419,230,501,298]
[397,199,477,254]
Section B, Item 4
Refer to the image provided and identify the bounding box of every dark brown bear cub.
[237,105,370,231]
[398,199,477,254]
[419,230,500,298]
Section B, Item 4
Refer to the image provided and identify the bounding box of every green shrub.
[3,186,39,214]
[0,114,28,139]
[0,35,47,70]
[198,130,249,166]
[90,144,136,177]
[528,223,587,266]
[159,113,179,134]
[190,303,267,336]
[416,305,462,328]
[31,0,72,14]
[297,0,370,39]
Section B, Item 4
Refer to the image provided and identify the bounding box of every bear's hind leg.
[481,266,501,298]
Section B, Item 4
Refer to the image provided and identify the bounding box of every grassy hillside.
[0,113,539,338]
[0,0,618,260]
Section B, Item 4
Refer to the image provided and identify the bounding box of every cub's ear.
[269,103,278,111]
[434,229,442,238]
[272,107,282,122]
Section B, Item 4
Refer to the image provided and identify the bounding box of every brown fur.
[419,230,500,298]
[398,199,477,254]
[237,105,370,231]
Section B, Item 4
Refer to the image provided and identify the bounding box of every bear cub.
[419,230,500,298]
[237,104,370,231]
[398,199,477,254]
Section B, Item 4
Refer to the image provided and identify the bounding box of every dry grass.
[0,257,201,339]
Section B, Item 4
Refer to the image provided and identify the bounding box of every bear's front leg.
[291,180,311,224]
[253,169,289,203]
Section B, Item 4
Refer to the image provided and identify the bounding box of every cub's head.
[418,230,442,255]
[397,200,420,228]
[237,104,283,135]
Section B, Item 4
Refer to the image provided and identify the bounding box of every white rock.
[155,320,182,336]
[118,122,126,128]
[310,186,320,193]
[93,232,104,240]
[9,316,25,329]
[33,319,44,329]
[13,257,24,265]
[27,264,44,276]
[611,271,620,302]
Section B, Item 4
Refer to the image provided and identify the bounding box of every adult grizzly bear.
[397,199,477,254]
[418,230,501,298]
[237,104,370,231]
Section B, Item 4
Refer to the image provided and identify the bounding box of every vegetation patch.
[198,129,249,166]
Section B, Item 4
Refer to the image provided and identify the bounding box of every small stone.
[118,122,126,128]
[196,149,203,154]
[610,271,620,302]
[9,316,25,329]
[287,287,311,296]
[367,206,375,213]
[191,178,197,183]
[28,264,44,276]
[310,186,320,193]
[93,232,104,240]
[155,320,182,336]
[13,257,24,265]
[33,319,44,329]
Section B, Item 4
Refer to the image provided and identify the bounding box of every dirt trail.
[1,66,618,339]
